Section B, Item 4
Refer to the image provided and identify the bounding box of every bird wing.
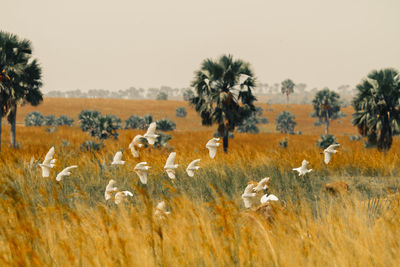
[324,151,332,164]
[122,191,133,197]
[146,122,157,135]
[165,169,176,179]
[187,159,200,169]
[56,165,78,181]
[136,170,148,184]
[40,165,51,178]
[186,169,194,177]
[133,135,144,145]
[244,184,256,194]
[328,143,340,150]
[165,152,176,166]
[156,201,166,211]
[207,146,217,159]
[113,151,122,162]
[130,145,139,158]
[43,146,55,165]
[241,195,254,208]
[135,162,148,168]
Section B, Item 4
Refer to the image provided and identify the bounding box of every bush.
[153,132,173,148]
[176,107,187,118]
[183,88,194,101]
[156,91,168,100]
[237,116,259,133]
[314,120,322,126]
[156,119,176,131]
[80,140,104,152]
[43,115,57,126]
[280,138,288,148]
[56,115,74,126]
[25,111,44,126]
[255,107,263,116]
[276,111,296,134]
[317,134,337,149]
[349,135,362,141]
[258,117,269,124]
[125,115,146,129]
[143,114,154,125]
[78,110,121,139]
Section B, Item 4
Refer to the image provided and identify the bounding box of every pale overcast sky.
[2,0,400,92]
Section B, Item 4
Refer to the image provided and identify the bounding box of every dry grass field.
[1,98,399,266]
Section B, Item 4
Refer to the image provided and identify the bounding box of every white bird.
[134,162,150,184]
[186,159,200,177]
[105,179,118,201]
[39,146,56,177]
[241,183,257,208]
[112,151,125,165]
[164,152,178,179]
[260,194,279,204]
[114,191,133,205]
[293,160,312,176]
[56,165,78,181]
[154,201,171,216]
[206,138,220,159]
[253,177,270,192]
[204,78,210,87]
[144,122,159,145]
[129,135,144,158]
[323,143,340,164]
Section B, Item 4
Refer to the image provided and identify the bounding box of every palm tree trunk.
[324,115,329,135]
[286,92,289,105]
[8,104,17,148]
[0,115,2,153]
[223,130,229,153]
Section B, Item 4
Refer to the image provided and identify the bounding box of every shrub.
[237,116,259,133]
[176,107,187,118]
[276,111,296,134]
[280,138,288,148]
[56,115,74,126]
[258,117,269,124]
[156,91,168,100]
[78,110,121,139]
[143,114,153,125]
[80,140,104,152]
[156,119,176,131]
[43,115,57,126]
[317,134,337,149]
[25,111,44,126]
[125,115,146,129]
[349,135,362,141]
[183,88,194,101]
[153,132,173,148]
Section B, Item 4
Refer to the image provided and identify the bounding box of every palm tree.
[190,54,257,153]
[352,68,400,151]
[281,79,295,105]
[311,88,341,135]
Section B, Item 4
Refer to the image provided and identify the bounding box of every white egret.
[129,135,144,158]
[186,159,200,177]
[293,160,312,176]
[39,146,56,177]
[114,191,133,204]
[56,165,78,181]
[253,177,270,192]
[323,143,340,164]
[260,194,279,204]
[164,152,178,179]
[105,179,118,201]
[134,162,150,184]
[112,151,125,165]
[154,201,171,216]
[241,183,257,208]
[206,138,220,159]
[144,122,159,145]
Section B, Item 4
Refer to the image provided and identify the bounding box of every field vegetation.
[0,98,399,266]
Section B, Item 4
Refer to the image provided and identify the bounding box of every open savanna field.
[1,97,400,266]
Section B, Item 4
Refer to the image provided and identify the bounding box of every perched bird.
[323,143,340,164]
[260,194,279,204]
[164,152,178,179]
[253,177,270,192]
[56,165,78,181]
[112,151,125,165]
[105,179,118,201]
[144,122,159,145]
[293,160,312,176]
[206,138,220,159]
[114,191,133,204]
[134,162,150,184]
[186,159,200,177]
[241,183,257,208]
[39,146,56,177]
[129,135,144,158]
[154,201,171,216]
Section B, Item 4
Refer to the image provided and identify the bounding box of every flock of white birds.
[38,121,341,214]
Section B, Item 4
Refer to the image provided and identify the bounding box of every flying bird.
[164,152,178,179]
[241,183,257,208]
[39,146,56,177]
[144,122,159,145]
[114,191,133,205]
[260,194,279,204]
[134,162,150,184]
[105,179,118,201]
[293,160,312,176]
[253,177,270,192]
[323,143,340,164]
[186,159,200,177]
[206,138,220,159]
[154,201,171,216]
[129,135,144,158]
[56,165,78,181]
[112,151,125,165]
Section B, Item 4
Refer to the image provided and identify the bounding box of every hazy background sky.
[2,0,400,92]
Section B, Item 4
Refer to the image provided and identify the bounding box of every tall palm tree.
[281,79,295,105]
[190,54,257,153]
[352,68,400,151]
[311,88,341,135]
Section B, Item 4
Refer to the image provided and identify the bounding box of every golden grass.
[0,99,399,266]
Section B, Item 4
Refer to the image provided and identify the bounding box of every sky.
[2,0,400,93]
